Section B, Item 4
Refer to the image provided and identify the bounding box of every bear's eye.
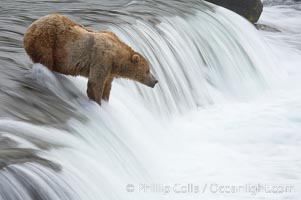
[146,69,150,74]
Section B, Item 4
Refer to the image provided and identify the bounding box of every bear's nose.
[150,80,158,88]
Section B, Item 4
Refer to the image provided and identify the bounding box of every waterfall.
[0,0,300,200]
[107,2,281,115]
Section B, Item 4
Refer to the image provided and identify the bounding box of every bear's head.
[113,51,158,88]
[103,31,158,88]
[129,53,158,88]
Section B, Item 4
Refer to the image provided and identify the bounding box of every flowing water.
[0,0,300,199]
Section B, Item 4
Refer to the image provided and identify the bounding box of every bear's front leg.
[87,66,108,105]
[102,76,113,102]
[87,78,106,105]
[87,80,97,102]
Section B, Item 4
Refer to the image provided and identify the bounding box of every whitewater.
[0,0,300,199]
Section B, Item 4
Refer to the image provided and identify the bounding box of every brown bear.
[23,14,158,105]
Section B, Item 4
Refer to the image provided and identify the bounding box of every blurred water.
[0,0,300,200]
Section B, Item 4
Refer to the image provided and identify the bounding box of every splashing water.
[0,0,300,200]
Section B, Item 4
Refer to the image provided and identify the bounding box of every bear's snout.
[149,79,158,88]
[145,73,158,88]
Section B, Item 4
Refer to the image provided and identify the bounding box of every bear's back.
[23,14,88,70]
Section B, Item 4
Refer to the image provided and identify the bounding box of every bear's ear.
[131,54,140,64]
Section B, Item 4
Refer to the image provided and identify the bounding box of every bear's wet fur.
[24,14,158,104]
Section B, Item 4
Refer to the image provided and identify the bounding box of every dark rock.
[205,0,263,23]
